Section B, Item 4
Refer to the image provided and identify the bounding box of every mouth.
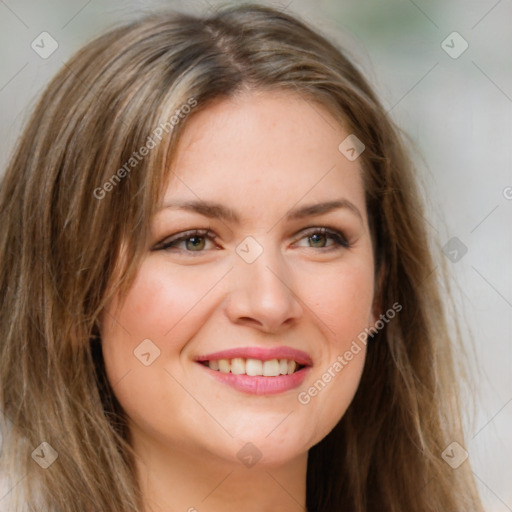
[195,346,312,395]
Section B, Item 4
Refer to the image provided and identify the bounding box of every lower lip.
[197,363,310,395]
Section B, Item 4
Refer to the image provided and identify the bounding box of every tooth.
[218,359,230,373]
[262,359,280,377]
[230,357,246,375]
[279,359,288,375]
[245,358,263,376]
[287,360,297,375]
[208,360,219,371]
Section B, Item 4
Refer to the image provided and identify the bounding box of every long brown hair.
[0,4,483,511]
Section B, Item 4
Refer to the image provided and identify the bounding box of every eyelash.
[153,226,351,255]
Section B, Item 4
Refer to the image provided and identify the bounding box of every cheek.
[98,261,222,437]
[103,259,224,343]
[302,257,375,343]
[99,260,219,387]
[294,257,373,436]
[120,263,207,334]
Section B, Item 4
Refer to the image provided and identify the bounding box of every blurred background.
[0,0,510,509]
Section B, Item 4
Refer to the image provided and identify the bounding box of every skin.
[99,89,378,512]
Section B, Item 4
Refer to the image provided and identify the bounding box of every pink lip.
[195,346,313,366]
[195,346,313,396]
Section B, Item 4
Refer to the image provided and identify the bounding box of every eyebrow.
[159,198,363,225]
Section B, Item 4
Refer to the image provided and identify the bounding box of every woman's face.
[100,90,377,468]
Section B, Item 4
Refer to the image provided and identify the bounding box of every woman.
[0,3,483,511]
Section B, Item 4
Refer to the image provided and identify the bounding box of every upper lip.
[196,346,313,366]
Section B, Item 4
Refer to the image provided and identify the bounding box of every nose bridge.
[226,234,302,330]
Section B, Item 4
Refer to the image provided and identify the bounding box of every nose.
[224,242,303,334]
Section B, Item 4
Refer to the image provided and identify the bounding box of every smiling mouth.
[200,358,305,376]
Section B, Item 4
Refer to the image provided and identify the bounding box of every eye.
[152,226,351,255]
[153,229,217,254]
[294,226,351,250]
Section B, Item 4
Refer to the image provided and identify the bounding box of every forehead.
[164,90,367,224]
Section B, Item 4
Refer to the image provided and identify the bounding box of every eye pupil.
[309,233,326,247]
[186,236,205,250]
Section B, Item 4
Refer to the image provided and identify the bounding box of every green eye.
[308,233,328,247]
[154,226,351,256]
[184,236,206,251]
[153,229,216,254]
[296,227,351,250]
